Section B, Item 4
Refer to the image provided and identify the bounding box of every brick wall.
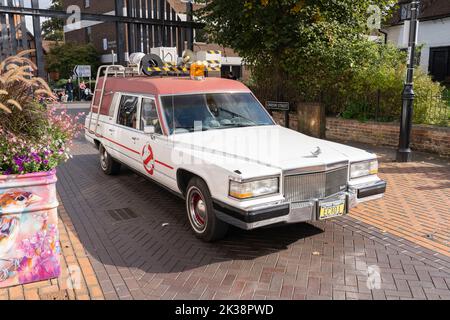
[326,118,450,157]
[63,0,117,54]
[272,111,299,130]
[271,111,450,157]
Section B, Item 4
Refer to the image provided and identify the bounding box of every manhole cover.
[106,208,139,221]
[40,290,70,300]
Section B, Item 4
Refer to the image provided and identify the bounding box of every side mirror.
[144,125,155,134]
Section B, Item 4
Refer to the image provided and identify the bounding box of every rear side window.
[117,95,138,129]
[140,98,162,134]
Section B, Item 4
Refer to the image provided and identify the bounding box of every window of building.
[400,3,411,21]
[117,95,139,129]
[85,0,90,8]
[140,98,162,134]
[429,47,450,83]
[85,26,92,43]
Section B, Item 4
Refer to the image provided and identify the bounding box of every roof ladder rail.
[88,65,126,136]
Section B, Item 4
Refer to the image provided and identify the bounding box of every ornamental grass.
[0,51,83,175]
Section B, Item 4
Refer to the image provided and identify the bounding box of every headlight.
[229,177,279,199]
[350,159,378,179]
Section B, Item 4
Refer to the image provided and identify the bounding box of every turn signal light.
[229,192,254,199]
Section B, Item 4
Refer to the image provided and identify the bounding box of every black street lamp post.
[397,0,420,162]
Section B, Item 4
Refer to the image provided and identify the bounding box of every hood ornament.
[310,146,322,157]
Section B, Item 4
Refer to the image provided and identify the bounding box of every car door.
[113,94,143,171]
[99,92,121,160]
[135,97,177,189]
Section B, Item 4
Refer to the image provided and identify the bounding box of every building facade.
[385,0,450,83]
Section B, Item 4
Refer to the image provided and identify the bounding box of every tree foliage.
[45,42,100,80]
[198,0,398,100]
[42,0,64,41]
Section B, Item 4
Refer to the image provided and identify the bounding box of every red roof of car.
[93,76,251,115]
[100,76,250,95]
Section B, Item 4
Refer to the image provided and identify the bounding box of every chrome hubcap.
[188,189,207,232]
[100,149,108,170]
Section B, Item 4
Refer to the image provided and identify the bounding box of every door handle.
[108,129,115,133]
[132,137,140,141]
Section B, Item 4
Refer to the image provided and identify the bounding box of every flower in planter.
[0,51,78,287]
[0,50,84,175]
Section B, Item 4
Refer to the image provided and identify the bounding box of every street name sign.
[266,101,290,111]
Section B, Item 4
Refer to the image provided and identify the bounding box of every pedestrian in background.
[84,87,93,101]
[65,78,74,102]
[79,81,87,101]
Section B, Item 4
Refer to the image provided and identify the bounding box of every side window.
[141,98,162,134]
[117,95,138,129]
[109,93,120,117]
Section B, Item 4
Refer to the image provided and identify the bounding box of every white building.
[384,0,450,83]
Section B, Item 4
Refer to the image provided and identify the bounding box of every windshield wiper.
[213,123,254,130]
[216,107,257,125]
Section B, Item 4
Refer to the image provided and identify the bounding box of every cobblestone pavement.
[348,144,450,257]
[3,104,448,300]
[50,132,450,300]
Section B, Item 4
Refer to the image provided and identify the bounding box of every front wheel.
[99,144,121,175]
[186,177,229,242]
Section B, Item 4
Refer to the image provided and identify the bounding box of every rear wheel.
[186,177,229,242]
[99,144,121,175]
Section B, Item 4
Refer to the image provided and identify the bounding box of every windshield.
[160,92,274,134]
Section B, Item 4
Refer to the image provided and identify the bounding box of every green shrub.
[413,69,448,126]
[45,42,99,80]
[248,39,448,126]
[329,45,448,126]
[341,101,370,122]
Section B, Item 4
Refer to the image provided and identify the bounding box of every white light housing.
[350,159,379,179]
[229,177,279,200]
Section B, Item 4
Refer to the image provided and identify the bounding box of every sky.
[41,0,51,7]
[22,0,52,34]
[20,0,52,9]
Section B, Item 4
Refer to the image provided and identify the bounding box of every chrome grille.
[284,166,348,203]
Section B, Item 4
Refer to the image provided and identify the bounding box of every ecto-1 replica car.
[85,53,386,242]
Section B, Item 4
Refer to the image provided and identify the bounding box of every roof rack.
[88,65,128,136]
[145,63,220,74]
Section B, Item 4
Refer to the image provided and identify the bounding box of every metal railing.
[324,90,450,127]
[0,0,202,77]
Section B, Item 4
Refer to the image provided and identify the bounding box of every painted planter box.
[0,170,60,288]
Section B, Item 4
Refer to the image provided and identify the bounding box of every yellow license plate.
[319,200,346,220]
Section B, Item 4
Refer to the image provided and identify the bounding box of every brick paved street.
[349,144,450,257]
[2,106,449,300]
[51,126,450,300]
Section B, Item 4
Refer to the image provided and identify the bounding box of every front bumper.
[214,180,386,230]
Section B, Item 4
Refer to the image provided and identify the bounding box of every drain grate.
[106,207,139,221]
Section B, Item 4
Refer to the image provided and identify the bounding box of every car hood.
[170,125,376,172]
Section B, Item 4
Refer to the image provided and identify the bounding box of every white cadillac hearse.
[85,64,386,242]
